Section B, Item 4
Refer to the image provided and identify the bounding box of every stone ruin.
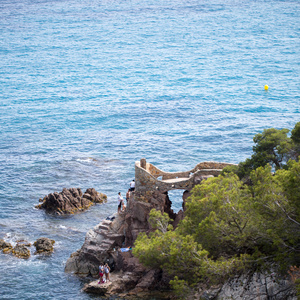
[135,158,236,194]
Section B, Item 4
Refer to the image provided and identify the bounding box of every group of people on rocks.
[98,263,111,284]
[117,179,135,214]
[99,180,136,284]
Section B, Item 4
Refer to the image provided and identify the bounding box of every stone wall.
[135,159,236,194]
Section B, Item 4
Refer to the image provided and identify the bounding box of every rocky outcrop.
[65,187,299,299]
[65,190,175,297]
[0,239,13,254]
[1,240,31,258]
[34,237,55,254]
[123,190,175,246]
[0,238,55,258]
[195,271,297,300]
[82,271,172,299]
[12,244,31,259]
[65,213,125,277]
[36,188,107,215]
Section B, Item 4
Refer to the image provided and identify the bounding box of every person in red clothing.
[98,264,104,284]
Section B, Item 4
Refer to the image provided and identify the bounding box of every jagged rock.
[123,190,173,246]
[65,214,125,277]
[65,190,177,298]
[82,272,140,295]
[36,188,107,215]
[12,244,30,259]
[16,240,31,247]
[34,237,55,254]
[82,188,107,204]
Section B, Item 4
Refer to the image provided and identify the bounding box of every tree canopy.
[223,122,300,180]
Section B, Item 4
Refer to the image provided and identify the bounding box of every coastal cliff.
[64,156,299,299]
[65,190,175,298]
[65,188,297,299]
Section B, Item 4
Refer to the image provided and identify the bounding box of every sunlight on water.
[0,0,299,298]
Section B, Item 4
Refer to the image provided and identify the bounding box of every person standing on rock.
[104,263,110,282]
[126,189,130,203]
[129,179,135,192]
[98,264,104,284]
[117,192,124,213]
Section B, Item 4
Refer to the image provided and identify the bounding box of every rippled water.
[0,0,299,299]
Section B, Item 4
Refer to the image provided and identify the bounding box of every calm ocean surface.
[0,0,299,298]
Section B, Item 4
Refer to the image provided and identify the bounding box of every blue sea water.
[0,0,299,298]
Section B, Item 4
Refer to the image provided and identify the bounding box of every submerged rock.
[36,188,107,215]
[34,237,55,254]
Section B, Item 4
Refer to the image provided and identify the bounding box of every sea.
[0,0,299,299]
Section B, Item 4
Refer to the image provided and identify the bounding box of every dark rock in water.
[0,239,12,250]
[36,187,107,215]
[82,188,107,204]
[34,237,55,254]
[12,244,30,259]
[0,239,13,254]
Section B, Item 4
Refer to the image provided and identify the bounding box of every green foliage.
[169,276,190,299]
[291,122,300,161]
[221,164,239,176]
[180,174,257,258]
[295,278,300,298]
[148,209,173,233]
[234,124,300,180]
[133,219,210,283]
[291,122,300,145]
[133,209,247,286]
[252,128,291,169]
[250,163,300,267]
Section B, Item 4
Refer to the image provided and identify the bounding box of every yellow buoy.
[264,85,269,90]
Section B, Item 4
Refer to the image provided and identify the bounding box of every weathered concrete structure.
[135,158,236,193]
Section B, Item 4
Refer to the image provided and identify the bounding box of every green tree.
[233,126,295,180]
[252,128,292,169]
[180,174,258,258]
[250,163,300,267]
[291,122,300,160]
[133,209,245,287]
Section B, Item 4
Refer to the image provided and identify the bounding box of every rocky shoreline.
[65,190,176,298]
[64,188,297,299]
[30,160,297,299]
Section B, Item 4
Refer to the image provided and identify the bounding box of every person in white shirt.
[129,179,135,192]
